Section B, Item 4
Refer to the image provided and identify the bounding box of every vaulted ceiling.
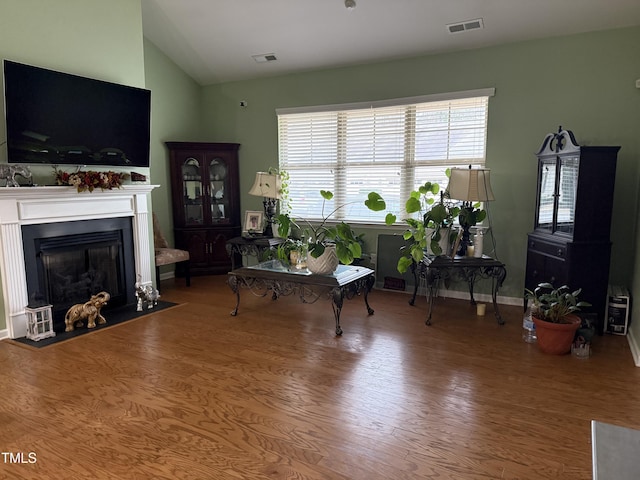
[142,0,640,86]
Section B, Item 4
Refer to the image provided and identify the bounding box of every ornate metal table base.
[228,261,375,335]
[410,255,507,326]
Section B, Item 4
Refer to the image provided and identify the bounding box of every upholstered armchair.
[152,213,191,289]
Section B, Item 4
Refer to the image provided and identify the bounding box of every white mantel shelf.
[0,184,158,339]
[0,184,157,197]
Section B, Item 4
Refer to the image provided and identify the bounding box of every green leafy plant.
[525,282,591,324]
[268,166,291,213]
[458,203,487,232]
[276,190,385,265]
[274,238,305,266]
[380,177,461,273]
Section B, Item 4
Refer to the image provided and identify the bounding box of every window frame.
[277,88,495,225]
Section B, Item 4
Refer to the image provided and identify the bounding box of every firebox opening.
[22,217,137,332]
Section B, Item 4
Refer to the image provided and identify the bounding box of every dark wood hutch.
[167,142,241,275]
[525,128,619,333]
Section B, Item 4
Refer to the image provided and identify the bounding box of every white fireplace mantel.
[0,185,158,339]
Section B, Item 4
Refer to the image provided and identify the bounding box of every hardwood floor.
[1,275,640,479]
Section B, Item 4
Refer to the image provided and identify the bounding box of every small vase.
[307,244,338,275]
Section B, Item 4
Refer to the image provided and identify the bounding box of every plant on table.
[274,238,307,267]
[377,174,461,273]
[276,190,385,265]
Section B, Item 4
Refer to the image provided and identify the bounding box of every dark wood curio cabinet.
[524,128,619,333]
[167,142,241,275]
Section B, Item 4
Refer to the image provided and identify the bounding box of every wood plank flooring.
[1,275,639,479]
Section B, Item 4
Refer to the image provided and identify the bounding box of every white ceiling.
[142,0,640,86]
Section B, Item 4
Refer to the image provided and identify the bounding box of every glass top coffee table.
[228,260,375,335]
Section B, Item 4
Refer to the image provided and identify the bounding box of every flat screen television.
[3,60,151,167]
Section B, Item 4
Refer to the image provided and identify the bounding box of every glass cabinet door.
[536,158,556,232]
[182,157,204,225]
[556,156,579,235]
[209,157,228,223]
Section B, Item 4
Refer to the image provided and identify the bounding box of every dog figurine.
[64,291,110,332]
[135,280,160,311]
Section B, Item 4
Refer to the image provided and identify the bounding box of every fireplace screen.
[22,218,136,332]
[42,237,122,305]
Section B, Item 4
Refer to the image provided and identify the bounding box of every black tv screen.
[3,60,151,167]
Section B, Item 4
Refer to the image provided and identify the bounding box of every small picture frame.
[243,210,264,235]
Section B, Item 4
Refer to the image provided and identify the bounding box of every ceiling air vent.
[447,18,484,34]
[252,53,277,63]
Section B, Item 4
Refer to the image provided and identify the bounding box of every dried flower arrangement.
[54,169,130,192]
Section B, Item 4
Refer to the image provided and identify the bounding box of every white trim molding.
[627,324,640,366]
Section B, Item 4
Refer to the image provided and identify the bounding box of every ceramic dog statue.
[0,164,32,187]
[64,291,110,332]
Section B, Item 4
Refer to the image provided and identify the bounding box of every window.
[277,88,494,224]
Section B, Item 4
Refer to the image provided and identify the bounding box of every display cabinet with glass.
[167,142,241,275]
[525,128,619,333]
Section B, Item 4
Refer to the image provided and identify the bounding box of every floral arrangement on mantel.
[54,169,130,193]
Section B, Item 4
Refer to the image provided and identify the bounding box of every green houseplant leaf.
[525,282,592,323]
[364,192,387,212]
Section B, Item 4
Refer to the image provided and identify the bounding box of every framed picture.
[243,210,264,234]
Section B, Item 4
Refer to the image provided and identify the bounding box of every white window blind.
[277,89,494,223]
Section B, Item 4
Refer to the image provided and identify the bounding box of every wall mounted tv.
[3,60,151,167]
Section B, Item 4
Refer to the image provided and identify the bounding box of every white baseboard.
[0,328,9,340]
[374,281,522,307]
[627,324,640,366]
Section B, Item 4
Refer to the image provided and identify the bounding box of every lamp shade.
[447,168,495,202]
[248,172,281,199]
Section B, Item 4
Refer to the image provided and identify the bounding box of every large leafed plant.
[277,190,386,265]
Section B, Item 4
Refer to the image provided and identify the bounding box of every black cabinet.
[525,128,619,333]
[167,142,241,275]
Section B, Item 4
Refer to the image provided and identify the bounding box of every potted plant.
[455,202,487,256]
[381,179,460,274]
[276,190,385,273]
[525,282,592,354]
[274,238,307,269]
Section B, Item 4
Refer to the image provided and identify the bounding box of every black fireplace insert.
[22,217,137,332]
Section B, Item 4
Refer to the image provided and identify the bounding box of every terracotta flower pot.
[532,314,581,355]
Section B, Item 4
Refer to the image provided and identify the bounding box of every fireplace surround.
[0,185,156,339]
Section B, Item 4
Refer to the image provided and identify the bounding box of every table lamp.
[447,167,495,256]
[248,172,281,237]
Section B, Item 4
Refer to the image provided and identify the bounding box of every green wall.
[199,26,640,305]
[143,38,204,240]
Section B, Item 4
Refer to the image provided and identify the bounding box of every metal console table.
[228,260,375,335]
[226,236,285,270]
[410,254,507,326]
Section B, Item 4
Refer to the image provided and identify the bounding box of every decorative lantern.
[25,304,55,341]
